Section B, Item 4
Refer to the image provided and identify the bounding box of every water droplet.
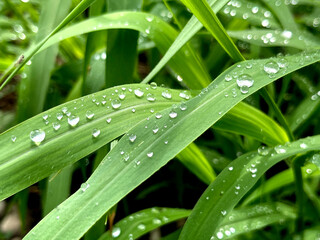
[179,91,190,99]
[106,117,112,123]
[43,114,48,121]
[111,99,121,109]
[225,74,232,82]
[180,102,187,111]
[162,90,172,99]
[274,145,286,154]
[129,134,136,143]
[221,210,227,216]
[111,227,121,238]
[132,108,136,113]
[236,74,254,94]
[147,152,154,158]
[228,166,233,171]
[92,129,101,138]
[11,135,17,143]
[216,231,224,239]
[164,140,168,144]
[147,93,156,102]
[152,126,159,134]
[118,93,126,100]
[86,110,94,120]
[306,168,312,174]
[152,218,161,225]
[169,110,177,119]
[137,224,146,231]
[155,113,162,119]
[68,115,80,127]
[80,182,90,192]
[30,129,45,146]
[62,107,68,114]
[56,112,63,120]
[150,82,157,89]
[258,146,269,156]
[134,88,144,98]
[123,153,130,162]
[264,60,280,75]
[52,122,61,131]
[300,143,307,149]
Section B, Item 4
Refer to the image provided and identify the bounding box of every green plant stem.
[259,88,295,142]
[292,155,306,238]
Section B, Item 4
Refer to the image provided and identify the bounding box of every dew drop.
[111,227,121,238]
[106,117,112,123]
[11,135,17,143]
[274,145,286,154]
[30,129,45,146]
[300,143,307,149]
[137,224,146,231]
[86,110,95,120]
[56,112,63,120]
[52,122,61,131]
[264,60,280,75]
[150,82,157,89]
[225,74,232,82]
[123,153,130,162]
[43,114,48,121]
[169,110,177,119]
[92,129,101,138]
[258,146,269,156]
[80,182,90,192]
[68,115,80,127]
[147,93,156,102]
[180,102,187,111]
[62,107,68,114]
[147,152,154,158]
[162,90,172,99]
[155,113,162,119]
[134,88,144,98]
[152,126,159,134]
[129,134,136,143]
[118,93,126,100]
[111,99,121,109]
[216,231,224,239]
[236,74,254,94]
[152,218,162,225]
[228,166,233,171]
[221,210,227,216]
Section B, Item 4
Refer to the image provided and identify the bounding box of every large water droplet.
[150,82,157,89]
[111,227,121,238]
[30,129,45,146]
[68,115,80,127]
[86,110,94,120]
[258,146,269,156]
[264,60,280,75]
[169,110,177,119]
[134,88,144,98]
[92,129,101,138]
[162,90,172,99]
[111,99,121,109]
[236,74,254,94]
[147,93,156,102]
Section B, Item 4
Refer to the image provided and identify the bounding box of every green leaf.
[98,208,190,240]
[179,136,320,240]
[180,0,244,61]
[242,163,320,205]
[215,102,289,145]
[23,50,320,240]
[227,29,320,50]
[0,84,189,201]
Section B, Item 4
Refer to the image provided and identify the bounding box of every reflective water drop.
[30,129,45,146]
[164,140,168,144]
[221,210,227,216]
[106,117,112,123]
[118,93,126,100]
[111,227,121,238]
[123,153,130,162]
[147,152,154,158]
[56,112,63,120]
[152,126,159,134]
[43,114,48,121]
[225,74,232,82]
[228,166,233,171]
[169,110,177,119]
[111,99,121,109]
[179,91,190,99]
[134,88,144,98]
[264,60,280,75]
[52,122,61,131]
[92,129,101,138]
[258,146,269,156]
[162,90,172,99]
[129,134,136,143]
[180,102,187,111]
[153,218,161,225]
[86,110,94,120]
[135,160,141,166]
[150,82,157,89]
[216,231,224,239]
[80,183,90,192]
[274,145,286,154]
[147,93,156,102]
[137,224,146,231]
[132,108,136,113]
[62,107,68,114]
[11,135,17,143]
[155,113,162,119]
[300,143,307,149]
[68,116,80,127]
[236,74,254,94]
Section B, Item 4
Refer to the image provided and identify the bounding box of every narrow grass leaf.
[179,136,320,240]
[98,208,190,240]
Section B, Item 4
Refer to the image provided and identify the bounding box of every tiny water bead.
[150,82,157,89]
[134,88,144,98]
[169,110,178,119]
[146,93,156,102]
[68,115,80,127]
[111,227,121,238]
[180,102,187,111]
[137,224,146,231]
[62,107,68,114]
[30,129,46,146]
[236,74,254,94]
[274,145,286,154]
[56,112,63,120]
[263,60,280,75]
[155,112,162,119]
[147,152,154,158]
[225,74,232,82]
[258,146,269,156]
[80,183,90,192]
[92,129,101,138]
[86,110,94,120]
[106,117,112,123]
[11,135,17,143]
[111,99,121,109]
